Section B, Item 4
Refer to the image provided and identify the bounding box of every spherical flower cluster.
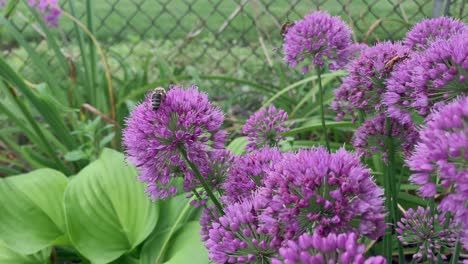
[331,42,410,120]
[272,232,386,264]
[344,42,368,65]
[384,32,468,125]
[404,17,466,51]
[283,11,352,72]
[205,194,283,264]
[222,147,282,204]
[260,147,386,240]
[191,149,234,207]
[407,96,468,249]
[123,86,227,200]
[242,106,290,151]
[396,206,458,261]
[352,114,419,162]
[28,0,61,27]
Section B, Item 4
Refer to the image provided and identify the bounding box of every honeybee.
[151,87,166,111]
[281,21,295,38]
[384,54,410,72]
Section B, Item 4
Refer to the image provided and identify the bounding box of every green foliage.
[140,194,203,264]
[0,241,50,264]
[0,169,68,254]
[0,149,208,263]
[64,149,159,264]
[163,222,209,264]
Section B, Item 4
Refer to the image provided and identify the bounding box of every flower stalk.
[316,67,331,153]
[180,147,224,215]
[384,117,404,263]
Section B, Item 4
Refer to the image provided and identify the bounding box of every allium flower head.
[222,147,282,204]
[352,114,419,162]
[384,32,468,124]
[331,42,410,120]
[123,85,227,200]
[404,17,466,51]
[28,0,61,27]
[260,147,386,240]
[273,232,386,264]
[204,194,283,264]
[407,96,468,250]
[243,106,290,151]
[283,11,352,72]
[396,206,458,262]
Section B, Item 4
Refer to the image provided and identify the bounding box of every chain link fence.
[1,0,467,86]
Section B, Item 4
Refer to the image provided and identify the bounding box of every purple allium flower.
[404,17,466,51]
[123,85,227,200]
[283,11,352,72]
[272,232,386,264]
[352,114,419,162]
[200,205,221,242]
[396,206,458,262]
[222,147,282,205]
[204,194,283,264]
[384,32,468,125]
[242,106,290,151]
[331,42,410,120]
[260,147,386,240]
[344,42,368,65]
[190,149,234,207]
[28,0,61,27]
[407,96,468,249]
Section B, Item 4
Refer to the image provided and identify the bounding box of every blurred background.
[3,0,466,87]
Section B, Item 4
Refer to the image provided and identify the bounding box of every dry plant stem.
[60,11,116,130]
[80,104,120,128]
[180,148,224,215]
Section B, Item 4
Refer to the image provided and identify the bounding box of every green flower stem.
[180,148,224,215]
[383,117,404,263]
[317,67,331,199]
[449,240,461,264]
[316,67,331,153]
[382,158,393,263]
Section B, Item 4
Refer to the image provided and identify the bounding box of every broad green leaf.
[64,149,159,264]
[140,194,198,264]
[0,169,68,254]
[163,221,209,264]
[0,241,51,264]
[227,137,248,155]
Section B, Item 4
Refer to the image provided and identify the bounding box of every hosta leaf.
[0,241,51,264]
[0,169,68,254]
[163,221,209,264]
[64,149,159,264]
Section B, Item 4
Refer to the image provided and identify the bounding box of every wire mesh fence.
[1,0,467,86]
